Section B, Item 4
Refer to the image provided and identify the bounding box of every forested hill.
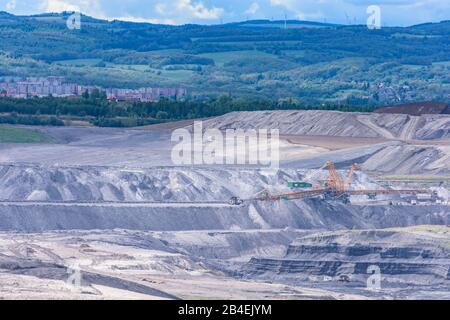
[0,11,449,105]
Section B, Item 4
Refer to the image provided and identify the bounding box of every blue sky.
[1,0,449,26]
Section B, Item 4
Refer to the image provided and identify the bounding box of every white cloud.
[6,0,16,10]
[269,0,450,25]
[269,0,328,21]
[113,16,177,25]
[155,3,167,15]
[40,0,103,16]
[175,0,223,20]
[153,0,224,24]
[269,0,298,11]
[35,0,223,25]
[245,2,260,15]
[5,0,446,27]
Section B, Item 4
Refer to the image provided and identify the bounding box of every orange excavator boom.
[325,161,345,192]
[344,163,359,189]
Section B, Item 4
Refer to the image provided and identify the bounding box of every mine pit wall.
[242,239,450,286]
[0,204,253,232]
[242,259,450,284]
[251,200,450,230]
[286,244,439,260]
[244,259,450,278]
[0,199,448,233]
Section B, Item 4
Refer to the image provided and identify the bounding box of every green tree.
[156,111,169,119]
[82,90,90,99]
[91,88,101,100]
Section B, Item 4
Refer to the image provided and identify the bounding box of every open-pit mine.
[0,110,449,299]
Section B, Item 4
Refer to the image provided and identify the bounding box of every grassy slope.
[0,13,449,103]
[0,126,53,143]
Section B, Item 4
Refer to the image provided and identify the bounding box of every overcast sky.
[1,0,449,26]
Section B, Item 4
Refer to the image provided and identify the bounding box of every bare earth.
[0,110,449,300]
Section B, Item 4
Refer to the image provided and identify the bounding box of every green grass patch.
[391,33,441,39]
[281,50,306,58]
[240,23,326,29]
[0,126,53,143]
[433,61,450,67]
[199,50,279,66]
[147,67,195,81]
[145,49,185,55]
[104,63,150,71]
[53,58,103,66]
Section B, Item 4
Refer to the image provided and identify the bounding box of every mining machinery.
[242,161,434,204]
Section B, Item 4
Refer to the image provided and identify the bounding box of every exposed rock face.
[242,229,450,289]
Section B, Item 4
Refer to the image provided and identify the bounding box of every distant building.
[0,76,187,101]
[0,77,78,98]
[105,87,187,102]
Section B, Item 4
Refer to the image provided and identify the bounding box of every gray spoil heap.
[0,199,448,233]
[0,165,450,232]
[199,110,450,140]
[0,200,448,233]
[0,164,448,232]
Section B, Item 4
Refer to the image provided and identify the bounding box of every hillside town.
[0,76,187,102]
